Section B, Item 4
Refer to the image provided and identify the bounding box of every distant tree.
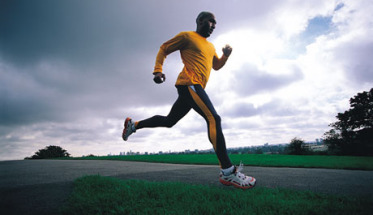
[323,88,373,156]
[254,148,263,154]
[322,129,342,155]
[25,145,70,159]
[286,137,309,155]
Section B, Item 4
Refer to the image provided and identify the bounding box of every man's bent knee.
[161,116,178,128]
[164,120,177,128]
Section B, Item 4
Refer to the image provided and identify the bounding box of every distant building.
[303,143,328,152]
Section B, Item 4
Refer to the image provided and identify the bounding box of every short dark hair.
[196,11,213,24]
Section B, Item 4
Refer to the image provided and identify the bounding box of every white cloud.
[205,0,373,150]
[270,0,337,38]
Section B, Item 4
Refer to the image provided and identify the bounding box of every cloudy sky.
[1,0,372,160]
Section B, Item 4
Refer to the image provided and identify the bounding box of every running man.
[122,12,256,189]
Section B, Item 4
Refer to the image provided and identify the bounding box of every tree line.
[278,88,372,156]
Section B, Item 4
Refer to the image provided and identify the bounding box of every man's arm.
[213,44,232,70]
[153,32,187,84]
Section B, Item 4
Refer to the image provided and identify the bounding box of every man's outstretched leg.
[122,94,191,141]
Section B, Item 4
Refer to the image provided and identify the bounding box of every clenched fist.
[222,44,232,57]
[153,72,166,84]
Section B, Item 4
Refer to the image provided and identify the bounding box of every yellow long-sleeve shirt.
[154,31,228,89]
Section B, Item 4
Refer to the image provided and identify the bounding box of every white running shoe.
[219,163,256,189]
[122,117,136,141]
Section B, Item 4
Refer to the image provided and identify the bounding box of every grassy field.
[67,154,373,170]
[60,175,372,215]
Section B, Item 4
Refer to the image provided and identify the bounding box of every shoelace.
[235,162,247,180]
[236,162,244,172]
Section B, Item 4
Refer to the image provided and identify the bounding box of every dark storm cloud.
[0,0,164,66]
[0,0,278,66]
[0,0,186,127]
[0,0,273,127]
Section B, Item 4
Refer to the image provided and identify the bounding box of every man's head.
[196,11,216,38]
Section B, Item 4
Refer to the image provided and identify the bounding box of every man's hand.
[222,44,232,57]
[153,72,166,84]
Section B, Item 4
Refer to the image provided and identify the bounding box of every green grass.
[66,154,373,170]
[60,175,372,215]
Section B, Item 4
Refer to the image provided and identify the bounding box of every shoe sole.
[219,178,256,190]
[122,117,131,141]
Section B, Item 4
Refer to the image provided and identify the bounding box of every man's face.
[198,14,216,38]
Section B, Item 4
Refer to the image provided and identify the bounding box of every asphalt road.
[1,160,373,215]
